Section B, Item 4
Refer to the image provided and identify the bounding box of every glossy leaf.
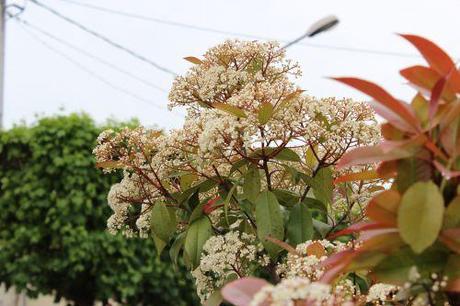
[184,217,213,269]
[273,148,301,162]
[213,102,247,118]
[399,35,456,77]
[331,77,419,131]
[312,167,333,205]
[152,232,167,256]
[444,196,460,228]
[151,203,177,242]
[243,165,261,203]
[255,191,284,258]
[258,103,274,125]
[398,181,444,253]
[337,138,423,169]
[286,202,313,245]
[328,221,392,239]
[400,66,456,102]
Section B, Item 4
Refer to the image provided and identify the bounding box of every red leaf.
[399,34,454,77]
[376,161,398,178]
[203,196,222,215]
[331,77,420,132]
[429,76,447,120]
[440,228,460,255]
[400,66,456,102]
[328,221,391,239]
[222,277,270,306]
[358,231,402,252]
[433,161,460,180]
[337,137,424,169]
[319,250,358,283]
[399,34,460,92]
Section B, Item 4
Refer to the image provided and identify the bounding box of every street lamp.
[283,15,339,49]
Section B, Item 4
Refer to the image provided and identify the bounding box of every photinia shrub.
[94,40,387,305]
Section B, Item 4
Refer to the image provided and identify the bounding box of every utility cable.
[16,16,168,93]
[52,0,420,59]
[29,0,178,76]
[16,21,183,118]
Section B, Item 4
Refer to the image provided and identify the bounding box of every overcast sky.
[5,0,460,129]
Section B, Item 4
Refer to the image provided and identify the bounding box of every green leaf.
[255,191,284,258]
[151,203,177,242]
[213,102,247,118]
[184,217,213,269]
[204,289,224,306]
[152,233,167,256]
[286,202,313,245]
[276,90,304,111]
[243,166,261,203]
[312,167,333,206]
[395,158,432,193]
[230,158,250,174]
[312,219,332,238]
[444,196,460,228]
[372,246,447,285]
[397,181,444,253]
[272,189,299,208]
[169,232,186,266]
[258,103,274,125]
[303,197,327,214]
[273,148,301,162]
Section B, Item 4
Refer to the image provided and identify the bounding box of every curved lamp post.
[283,15,339,49]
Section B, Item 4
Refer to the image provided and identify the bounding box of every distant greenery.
[0,114,199,306]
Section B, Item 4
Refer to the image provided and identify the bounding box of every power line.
[16,20,183,118]
[15,17,168,93]
[51,0,420,59]
[29,0,178,76]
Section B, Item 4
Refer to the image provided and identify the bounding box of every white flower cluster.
[192,231,270,303]
[249,278,354,306]
[169,40,301,111]
[277,240,346,280]
[366,283,398,304]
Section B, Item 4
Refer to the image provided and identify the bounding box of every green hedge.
[0,114,199,306]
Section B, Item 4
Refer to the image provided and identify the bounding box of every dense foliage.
[0,114,199,306]
[93,40,396,305]
[224,36,460,305]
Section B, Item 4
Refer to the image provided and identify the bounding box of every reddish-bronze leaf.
[306,241,327,258]
[331,77,420,132]
[319,250,358,283]
[328,221,392,239]
[376,161,398,178]
[358,232,403,252]
[337,137,424,169]
[399,34,454,77]
[184,56,203,65]
[429,76,447,120]
[222,277,269,306]
[381,123,405,140]
[400,66,456,102]
[334,169,380,184]
[365,190,401,226]
[399,34,460,92]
